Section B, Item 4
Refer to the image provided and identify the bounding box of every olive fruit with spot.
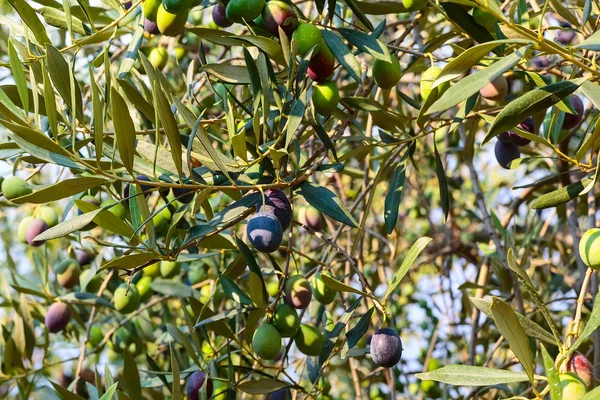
[186,371,213,400]
[225,0,266,23]
[307,44,335,82]
[261,0,298,36]
[579,228,600,270]
[39,206,59,228]
[285,275,312,309]
[2,176,32,199]
[56,258,81,289]
[560,373,587,399]
[163,0,192,13]
[46,302,71,333]
[292,23,322,56]
[295,324,325,356]
[160,261,181,278]
[494,140,520,169]
[157,3,188,36]
[256,189,292,230]
[272,303,300,337]
[18,216,34,243]
[479,75,508,101]
[312,80,340,115]
[247,211,283,253]
[144,0,161,21]
[567,352,594,388]
[312,271,336,304]
[148,47,168,70]
[114,284,141,314]
[145,19,160,34]
[562,95,584,130]
[373,57,401,89]
[402,0,427,11]
[252,323,282,359]
[26,218,49,247]
[212,2,233,27]
[370,328,403,368]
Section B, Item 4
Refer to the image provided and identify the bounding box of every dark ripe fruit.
[268,389,291,400]
[160,261,181,278]
[157,3,188,36]
[172,187,195,203]
[247,211,283,253]
[212,2,233,27]
[295,324,325,356]
[18,216,34,243]
[163,0,191,13]
[144,0,161,21]
[38,206,59,228]
[312,271,337,304]
[285,275,312,309]
[533,56,550,68]
[74,249,93,266]
[114,284,141,314]
[292,23,322,57]
[560,373,587,399]
[494,140,520,169]
[144,19,160,34]
[298,206,323,231]
[256,189,292,230]
[148,47,168,70]
[186,371,213,400]
[307,44,335,82]
[56,258,81,289]
[312,80,340,115]
[123,1,132,9]
[557,25,576,45]
[45,302,71,333]
[372,57,401,89]
[562,95,584,130]
[479,75,508,101]
[125,175,153,198]
[272,303,300,337]
[26,219,49,247]
[225,0,266,23]
[253,323,282,359]
[370,328,403,368]
[2,176,32,199]
[261,0,298,36]
[77,195,100,214]
[498,131,530,146]
[567,352,594,388]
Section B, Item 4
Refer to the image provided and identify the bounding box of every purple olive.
[26,218,49,247]
[186,371,213,400]
[247,211,283,253]
[494,140,520,169]
[256,189,292,230]
[145,19,160,34]
[562,95,584,130]
[370,328,403,368]
[45,302,71,333]
[212,3,233,27]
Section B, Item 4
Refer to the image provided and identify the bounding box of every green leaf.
[384,156,407,234]
[298,182,358,227]
[151,279,195,297]
[46,45,84,122]
[34,209,102,241]
[575,30,600,51]
[415,365,540,386]
[355,0,407,14]
[384,237,432,300]
[111,87,136,175]
[38,6,88,35]
[583,386,600,400]
[89,64,103,164]
[166,324,201,368]
[337,28,391,62]
[76,200,135,238]
[441,3,496,46]
[123,352,142,399]
[320,273,370,297]
[530,178,592,210]
[42,61,59,138]
[285,88,307,149]
[427,46,529,114]
[321,30,362,83]
[118,14,144,80]
[549,0,578,27]
[581,80,600,111]
[346,307,374,348]
[58,292,113,308]
[541,345,562,400]
[219,275,254,305]
[170,345,181,399]
[470,297,556,344]
[155,82,183,179]
[99,253,158,271]
[10,177,106,204]
[433,136,450,221]
[343,0,374,31]
[490,297,534,383]
[237,379,291,394]
[50,382,87,400]
[341,97,384,111]
[8,39,29,115]
[199,64,251,84]
[98,383,118,400]
[483,78,585,144]
[7,0,52,45]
